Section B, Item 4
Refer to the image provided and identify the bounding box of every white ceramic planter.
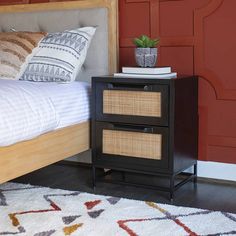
[135,47,158,67]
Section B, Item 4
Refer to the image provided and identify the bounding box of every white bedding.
[0,79,90,147]
[30,81,91,129]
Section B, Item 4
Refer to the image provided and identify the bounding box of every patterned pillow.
[20,27,96,83]
[0,32,45,80]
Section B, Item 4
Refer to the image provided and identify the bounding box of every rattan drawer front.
[103,90,161,117]
[103,129,162,160]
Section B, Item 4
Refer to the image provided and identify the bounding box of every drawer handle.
[112,124,154,133]
[107,83,152,91]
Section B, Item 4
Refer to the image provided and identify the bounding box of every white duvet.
[0,80,59,146]
[0,79,90,147]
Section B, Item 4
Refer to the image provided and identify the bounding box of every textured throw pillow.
[0,32,45,80]
[20,27,96,82]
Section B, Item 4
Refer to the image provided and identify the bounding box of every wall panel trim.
[194,0,236,100]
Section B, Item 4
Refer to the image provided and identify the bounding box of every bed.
[0,0,118,184]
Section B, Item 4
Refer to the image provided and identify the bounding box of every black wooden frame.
[91,75,198,201]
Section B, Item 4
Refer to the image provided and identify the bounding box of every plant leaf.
[133,35,160,48]
[133,38,144,47]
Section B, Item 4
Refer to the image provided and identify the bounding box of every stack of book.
[114,67,177,79]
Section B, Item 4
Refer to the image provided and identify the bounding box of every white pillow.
[20,27,96,82]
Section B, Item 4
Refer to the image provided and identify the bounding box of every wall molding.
[208,135,236,148]
[194,0,236,101]
[120,36,194,47]
[69,155,236,182]
[197,161,236,182]
[69,157,236,182]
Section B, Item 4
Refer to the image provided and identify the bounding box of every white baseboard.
[68,153,236,182]
[197,161,236,182]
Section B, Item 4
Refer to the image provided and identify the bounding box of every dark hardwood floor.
[13,162,236,214]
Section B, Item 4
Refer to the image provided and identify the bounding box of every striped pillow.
[0,32,46,80]
[20,27,96,83]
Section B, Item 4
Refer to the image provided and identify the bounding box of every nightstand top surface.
[92,75,197,84]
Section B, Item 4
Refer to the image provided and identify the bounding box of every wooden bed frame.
[0,0,118,184]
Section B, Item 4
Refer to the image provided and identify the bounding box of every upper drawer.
[93,82,169,126]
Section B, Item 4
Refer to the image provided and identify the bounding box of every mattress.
[0,79,90,147]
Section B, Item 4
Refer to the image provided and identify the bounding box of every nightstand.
[91,75,198,200]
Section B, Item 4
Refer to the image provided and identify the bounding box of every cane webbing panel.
[103,90,161,117]
[102,129,162,160]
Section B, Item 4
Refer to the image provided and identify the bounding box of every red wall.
[119,0,236,164]
[1,0,236,164]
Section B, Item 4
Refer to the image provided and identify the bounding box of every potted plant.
[133,35,160,67]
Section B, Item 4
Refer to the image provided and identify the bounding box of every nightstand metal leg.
[92,166,96,190]
[193,164,198,185]
[170,175,175,203]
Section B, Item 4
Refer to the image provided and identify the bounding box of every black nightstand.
[91,75,198,200]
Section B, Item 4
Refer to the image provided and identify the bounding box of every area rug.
[0,183,236,236]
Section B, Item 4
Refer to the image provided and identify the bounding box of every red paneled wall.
[1,0,236,164]
[120,0,236,164]
[0,0,28,4]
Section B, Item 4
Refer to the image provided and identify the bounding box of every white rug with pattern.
[0,182,236,236]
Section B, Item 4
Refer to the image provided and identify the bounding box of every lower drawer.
[103,129,162,160]
[93,122,169,172]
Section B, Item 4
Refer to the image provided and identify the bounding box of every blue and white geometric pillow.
[20,27,96,82]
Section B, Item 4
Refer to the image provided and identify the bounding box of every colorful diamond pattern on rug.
[0,182,236,236]
[62,215,81,225]
[84,199,101,210]
[88,209,104,219]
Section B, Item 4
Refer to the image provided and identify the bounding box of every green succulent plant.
[133,35,160,48]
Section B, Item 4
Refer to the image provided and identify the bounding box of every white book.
[114,72,177,79]
[122,66,171,75]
